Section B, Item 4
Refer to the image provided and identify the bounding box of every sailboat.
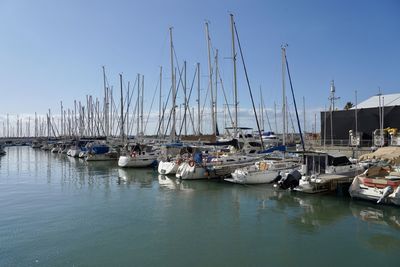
[226,158,300,184]
[118,143,159,168]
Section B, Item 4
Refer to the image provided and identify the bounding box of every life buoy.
[259,162,267,171]
[188,160,195,167]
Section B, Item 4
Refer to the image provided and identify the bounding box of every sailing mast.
[102,66,108,137]
[159,66,163,137]
[215,49,219,135]
[120,74,125,141]
[205,22,215,136]
[169,27,176,141]
[230,14,238,137]
[141,75,144,136]
[281,45,287,146]
[197,62,201,135]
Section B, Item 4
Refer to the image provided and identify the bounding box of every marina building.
[320,93,400,146]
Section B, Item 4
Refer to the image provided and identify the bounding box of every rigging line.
[201,77,210,126]
[216,62,235,129]
[124,77,138,136]
[169,64,185,135]
[128,89,139,136]
[285,53,305,151]
[144,79,160,134]
[178,66,198,136]
[155,82,172,137]
[233,21,264,148]
[155,66,184,137]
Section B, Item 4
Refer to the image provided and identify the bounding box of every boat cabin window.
[328,155,351,166]
[304,154,326,175]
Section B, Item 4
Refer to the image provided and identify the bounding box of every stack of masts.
[0,16,283,141]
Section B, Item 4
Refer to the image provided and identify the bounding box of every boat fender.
[188,160,195,167]
[377,186,394,204]
[131,151,136,158]
[259,162,267,171]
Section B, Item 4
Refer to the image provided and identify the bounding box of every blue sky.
[0,0,399,133]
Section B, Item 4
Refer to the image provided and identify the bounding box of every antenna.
[328,80,340,111]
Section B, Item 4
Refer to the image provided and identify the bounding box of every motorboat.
[226,159,300,184]
[176,152,260,180]
[85,143,119,162]
[349,166,400,206]
[278,152,364,193]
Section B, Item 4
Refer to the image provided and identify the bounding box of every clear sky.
[0,0,399,134]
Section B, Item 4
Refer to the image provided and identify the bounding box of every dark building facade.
[321,105,400,146]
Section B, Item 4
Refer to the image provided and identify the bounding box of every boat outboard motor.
[377,186,394,204]
[272,173,282,184]
[278,170,302,190]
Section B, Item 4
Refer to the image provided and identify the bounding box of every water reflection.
[3,146,400,238]
[157,175,179,190]
[117,168,156,187]
[350,202,400,230]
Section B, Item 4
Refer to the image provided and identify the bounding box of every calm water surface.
[0,146,399,266]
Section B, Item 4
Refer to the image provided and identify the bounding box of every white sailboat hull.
[227,169,280,184]
[118,155,158,168]
[158,161,179,175]
[176,163,219,180]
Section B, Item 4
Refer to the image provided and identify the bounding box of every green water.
[0,146,399,266]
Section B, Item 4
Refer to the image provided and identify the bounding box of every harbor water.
[1,146,399,266]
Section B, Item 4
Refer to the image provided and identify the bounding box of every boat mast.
[274,102,277,133]
[197,62,201,135]
[102,66,108,137]
[137,73,140,138]
[141,75,144,136]
[303,96,306,134]
[126,81,130,138]
[260,86,264,131]
[215,49,219,135]
[281,45,287,146]
[169,27,176,141]
[159,66,163,137]
[230,14,238,137]
[205,22,215,136]
[120,73,125,141]
[184,61,187,136]
[60,101,63,137]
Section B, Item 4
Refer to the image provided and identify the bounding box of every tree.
[344,102,354,110]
